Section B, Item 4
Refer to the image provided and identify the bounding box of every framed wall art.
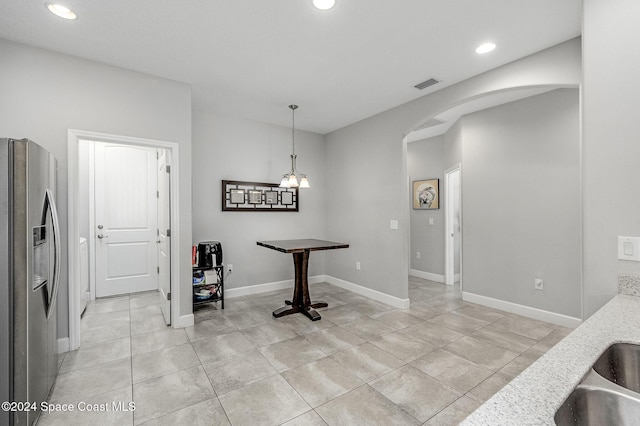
[222,180,299,212]
[413,179,439,209]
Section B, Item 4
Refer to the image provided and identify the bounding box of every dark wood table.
[257,239,349,321]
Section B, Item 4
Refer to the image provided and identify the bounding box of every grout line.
[128,294,135,426]
[62,281,559,424]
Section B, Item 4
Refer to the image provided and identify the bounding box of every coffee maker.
[198,241,223,268]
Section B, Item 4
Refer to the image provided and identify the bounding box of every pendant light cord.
[290,104,297,157]
[280,104,308,188]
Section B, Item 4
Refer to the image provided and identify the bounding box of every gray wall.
[324,38,581,301]
[191,110,326,290]
[408,136,445,276]
[0,39,193,337]
[444,121,463,168]
[583,0,640,317]
[325,113,409,298]
[462,89,581,318]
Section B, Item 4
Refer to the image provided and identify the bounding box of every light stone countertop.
[461,293,640,425]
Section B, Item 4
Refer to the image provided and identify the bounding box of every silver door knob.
[97,234,108,239]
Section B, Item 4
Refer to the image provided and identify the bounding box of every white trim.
[57,337,69,354]
[325,276,411,310]
[462,291,582,329]
[400,136,411,314]
[578,85,585,322]
[223,275,411,310]
[67,132,80,351]
[87,141,96,301]
[68,129,182,351]
[225,275,326,299]
[409,269,444,283]
[174,313,194,328]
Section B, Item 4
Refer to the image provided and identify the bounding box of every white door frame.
[67,129,182,351]
[444,163,462,288]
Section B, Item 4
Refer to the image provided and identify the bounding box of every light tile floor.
[40,277,571,425]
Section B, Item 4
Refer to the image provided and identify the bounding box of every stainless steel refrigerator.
[1,138,61,426]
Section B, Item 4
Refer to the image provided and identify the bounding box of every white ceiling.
[0,1,581,134]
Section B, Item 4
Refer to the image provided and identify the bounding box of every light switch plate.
[618,236,640,261]
[390,220,399,230]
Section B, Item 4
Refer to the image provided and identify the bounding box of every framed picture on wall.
[413,179,439,209]
[222,180,299,212]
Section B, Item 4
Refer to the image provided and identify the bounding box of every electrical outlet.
[356,261,361,270]
[227,264,233,273]
[416,252,421,259]
[534,278,543,290]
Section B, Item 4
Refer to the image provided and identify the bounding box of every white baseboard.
[225,275,326,299]
[462,291,582,329]
[215,274,409,310]
[325,275,410,310]
[409,269,444,283]
[173,313,194,328]
[454,273,460,282]
[57,337,70,354]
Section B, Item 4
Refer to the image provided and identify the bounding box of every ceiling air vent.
[414,78,440,90]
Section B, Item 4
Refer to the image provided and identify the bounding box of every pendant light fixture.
[279,105,310,188]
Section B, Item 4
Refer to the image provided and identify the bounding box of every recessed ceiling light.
[312,0,336,11]
[46,3,77,20]
[475,43,496,54]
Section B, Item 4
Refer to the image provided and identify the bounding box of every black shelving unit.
[192,265,224,309]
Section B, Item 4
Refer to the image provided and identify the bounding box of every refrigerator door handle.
[44,189,61,319]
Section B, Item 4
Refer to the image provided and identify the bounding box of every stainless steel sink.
[555,387,640,425]
[555,343,640,425]
[593,342,640,393]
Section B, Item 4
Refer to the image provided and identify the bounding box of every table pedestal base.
[272,250,327,321]
[273,304,322,321]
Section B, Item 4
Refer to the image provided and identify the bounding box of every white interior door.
[445,165,462,286]
[157,149,171,325]
[95,142,159,297]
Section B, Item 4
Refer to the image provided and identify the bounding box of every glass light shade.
[280,176,290,188]
[299,176,310,188]
[288,175,299,187]
[46,3,77,19]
